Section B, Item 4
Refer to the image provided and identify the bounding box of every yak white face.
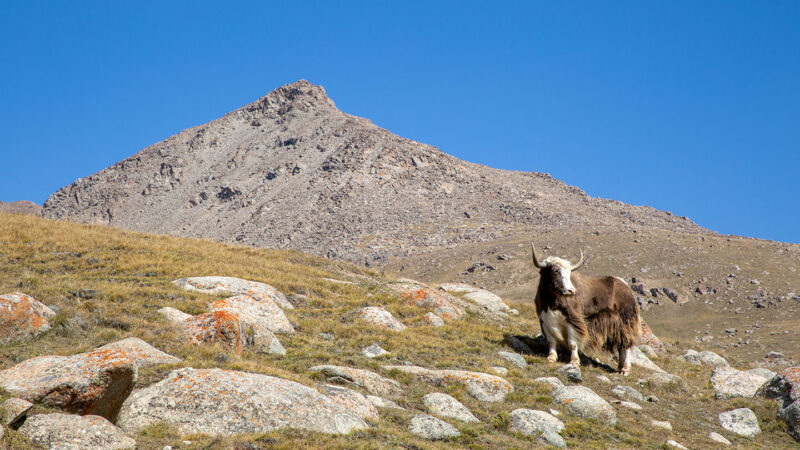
[543,257,576,296]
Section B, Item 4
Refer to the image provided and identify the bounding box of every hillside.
[1,213,798,449]
[42,80,701,266]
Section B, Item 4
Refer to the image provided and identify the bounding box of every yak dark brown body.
[531,244,641,375]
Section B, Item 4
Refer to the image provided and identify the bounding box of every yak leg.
[566,325,581,366]
[540,320,559,362]
[618,346,632,376]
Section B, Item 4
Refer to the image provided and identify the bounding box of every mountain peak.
[243,80,337,116]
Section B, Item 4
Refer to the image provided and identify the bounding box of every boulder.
[95,337,180,368]
[309,365,403,397]
[383,365,513,402]
[392,284,463,320]
[709,432,732,445]
[612,385,646,403]
[317,384,378,420]
[358,306,406,332]
[557,364,582,383]
[551,385,617,425]
[491,366,508,376]
[440,283,510,312]
[719,408,760,437]
[0,397,33,427]
[210,294,294,334]
[534,377,565,390]
[181,310,245,354]
[617,400,642,410]
[0,292,56,344]
[629,346,666,372]
[0,345,137,420]
[422,312,445,327]
[680,349,728,366]
[650,419,672,431]
[757,366,800,441]
[508,408,564,436]
[648,372,682,387]
[711,366,769,399]
[539,431,567,448]
[362,343,390,358]
[639,319,666,353]
[117,368,367,435]
[19,413,136,449]
[158,306,191,324]
[408,414,460,440]
[172,276,294,309]
[423,393,479,423]
[498,351,527,369]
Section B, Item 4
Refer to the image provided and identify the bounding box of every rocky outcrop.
[19,413,136,449]
[117,368,367,435]
[757,366,800,441]
[0,344,137,420]
[172,276,293,310]
[382,365,513,402]
[95,337,180,368]
[0,292,56,344]
[309,365,404,398]
[423,393,479,423]
[408,414,460,440]
[358,307,406,332]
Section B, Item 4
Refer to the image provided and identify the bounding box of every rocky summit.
[42,80,699,265]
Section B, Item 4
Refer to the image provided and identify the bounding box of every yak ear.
[531,242,546,268]
[571,249,585,271]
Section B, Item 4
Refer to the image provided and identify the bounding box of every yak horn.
[571,249,585,270]
[530,242,546,268]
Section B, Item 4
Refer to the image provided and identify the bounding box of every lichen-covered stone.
[392,284,463,320]
[440,283,510,312]
[118,368,367,435]
[552,385,617,425]
[19,413,136,450]
[681,349,728,366]
[757,366,800,441]
[719,408,760,437]
[358,306,406,331]
[711,366,769,399]
[498,351,527,369]
[0,292,56,344]
[172,276,293,310]
[408,414,460,440]
[383,365,513,402]
[0,397,33,427]
[317,384,378,420]
[95,337,180,368]
[0,345,137,420]
[508,408,564,436]
[362,343,389,358]
[210,294,294,334]
[639,319,666,353]
[423,393,479,423]
[181,310,245,354]
[422,312,445,327]
[310,365,403,397]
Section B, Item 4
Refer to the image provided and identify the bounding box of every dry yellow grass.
[0,213,796,449]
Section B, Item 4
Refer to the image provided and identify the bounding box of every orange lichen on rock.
[398,287,463,320]
[181,310,244,355]
[0,292,56,344]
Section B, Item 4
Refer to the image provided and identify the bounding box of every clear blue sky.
[1,2,798,243]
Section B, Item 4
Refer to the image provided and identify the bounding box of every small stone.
[535,377,565,389]
[596,375,612,384]
[498,351,527,369]
[366,395,404,410]
[719,408,760,437]
[766,351,785,359]
[383,365,513,402]
[666,440,688,449]
[646,395,660,403]
[557,364,582,382]
[158,306,192,324]
[318,332,335,340]
[362,343,390,358]
[651,419,672,430]
[408,414,460,440]
[490,366,508,376]
[619,401,642,410]
[359,306,406,331]
[552,385,616,425]
[709,431,732,445]
[612,385,646,403]
[648,372,681,387]
[539,430,567,448]
[423,312,445,327]
[1,397,33,427]
[638,345,658,359]
[509,408,564,436]
[423,393,479,423]
[0,292,56,344]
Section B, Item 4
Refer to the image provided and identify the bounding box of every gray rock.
[539,430,567,448]
[557,364,582,382]
[0,292,56,344]
[535,377,565,389]
[362,343,390,358]
[747,367,776,380]
[366,395,404,410]
[709,431,732,445]
[118,368,367,435]
[310,365,403,397]
[612,385,646,403]
[317,384,378,420]
[552,385,617,425]
[650,419,672,430]
[408,414,460,440]
[757,367,800,441]
[157,306,191,324]
[423,393,479,423]
[628,346,666,372]
[209,294,294,335]
[680,349,728,366]
[711,366,769,398]
[509,409,564,436]
[666,440,688,449]
[498,351,527,369]
[383,365,513,402]
[94,337,181,368]
[490,366,508,376]
[0,397,33,427]
[19,413,136,450]
[422,312,445,327]
[618,401,642,410]
[595,375,612,384]
[648,372,681,387]
[172,276,293,310]
[359,306,406,332]
[719,408,760,437]
[767,351,785,359]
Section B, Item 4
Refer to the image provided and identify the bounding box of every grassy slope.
[0,213,796,449]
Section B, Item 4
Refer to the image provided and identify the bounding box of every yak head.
[531,243,585,296]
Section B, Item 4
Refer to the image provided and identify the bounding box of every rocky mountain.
[43,80,701,265]
[0,200,42,216]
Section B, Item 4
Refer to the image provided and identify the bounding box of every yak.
[531,243,641,375]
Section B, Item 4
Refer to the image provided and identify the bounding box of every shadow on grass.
[504,333,618,373]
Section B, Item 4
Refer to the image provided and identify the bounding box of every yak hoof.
[569,358,580,366]
[620,368,630,376]
[547,354,558,363]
